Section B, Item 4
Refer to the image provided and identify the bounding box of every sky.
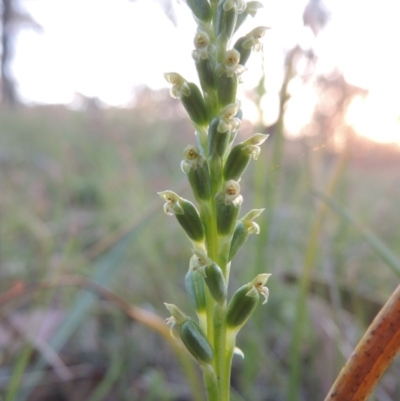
[12,0,400,145]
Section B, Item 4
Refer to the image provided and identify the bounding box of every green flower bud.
[183,0,212,22]
[196,58,217,91]
[181,145,211,201]
[234,1,263,33]
[229,221,248,261]
[215,180,243,235]
[192,29,217,91]
[204,263,226,303]
[229,108,243,144]
[214,49,243,107]
[208,151,223,193]
[229,209,264,261]
[181,82,208,127]
[208,103,241,157]
[180,320,214,364]
[233,26,268,66]
[164,73,208,126]
[226,273,271,330]
[216,200,239,235]
[158,190,205,242]
[216,0,245,40]
[224,133,269,181]
[191,249,227,304]
[164,303,213,364]
[227,285,257,329]
[208,117,229,158]
[217,74,237,107]
[185,264,207,314]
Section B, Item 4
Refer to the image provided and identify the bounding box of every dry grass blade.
[324,283,400,401]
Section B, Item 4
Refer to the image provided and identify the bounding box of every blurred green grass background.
[1,90,400,401]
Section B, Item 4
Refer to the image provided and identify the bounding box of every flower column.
[159,1,270,400]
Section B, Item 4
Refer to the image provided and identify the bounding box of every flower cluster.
[158,1,270,400]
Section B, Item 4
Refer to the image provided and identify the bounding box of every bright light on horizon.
[347,93,400,145]
[12,0,400,146]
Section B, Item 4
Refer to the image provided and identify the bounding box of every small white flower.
[192,28,211,60]
[164,72,191,99]
[216,49,245,78]
[245,274,271,304]
[164,303,188,339]
[217,102,241,133]
[242,27,268,52]
[240,209,265,234]
[242,133,269,160]
[181,145,205,173]
[246,1,263,17]
[218,180,243,206]
[223,0,246,13]
[158,190,184,215]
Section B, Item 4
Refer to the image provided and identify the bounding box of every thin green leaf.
[313,190,400,277]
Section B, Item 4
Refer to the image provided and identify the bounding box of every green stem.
[200,194,231,401]
[213,302,230,401]
[202,363,220,400]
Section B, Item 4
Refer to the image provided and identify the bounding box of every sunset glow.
[13,0,400,146]
[346,94,400,145]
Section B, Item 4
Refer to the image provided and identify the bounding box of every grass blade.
[5,344,33,401]
[313,190,400,277]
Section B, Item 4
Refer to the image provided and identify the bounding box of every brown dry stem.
[324,283,400,401]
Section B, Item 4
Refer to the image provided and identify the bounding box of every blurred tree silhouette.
[302,0,330,35]
[1,0,41,106]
